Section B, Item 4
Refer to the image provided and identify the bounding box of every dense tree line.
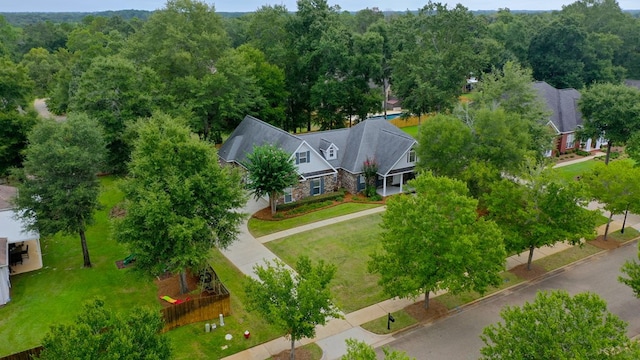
[1,0,639,172]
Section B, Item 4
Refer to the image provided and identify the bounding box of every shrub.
[576,149,590,156]
[277,189,346,212]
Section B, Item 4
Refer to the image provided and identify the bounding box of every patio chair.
[21,245,29,259]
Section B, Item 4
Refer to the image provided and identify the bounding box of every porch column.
[585,138,592,151]
[399,173,403,194]
[383,176,387,196]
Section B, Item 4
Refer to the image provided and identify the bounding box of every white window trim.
[407,149,416,163]
[284,187,293,203]
[566,133,575,149]
[298,151,308,164]
[311,179,321,195]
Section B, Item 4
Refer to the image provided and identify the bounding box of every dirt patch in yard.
[155,270,202,308]
[509,263,547,281]
[269,348,315,360]
[404,299,449,323]
[588,235,623,250]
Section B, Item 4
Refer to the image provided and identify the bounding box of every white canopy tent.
[0,209,42,306]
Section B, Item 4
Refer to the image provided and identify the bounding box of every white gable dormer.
[323,143,339,160]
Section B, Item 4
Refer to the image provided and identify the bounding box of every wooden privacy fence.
[161,266,231,332]
[0,346,42,360]
[161,292,231,332]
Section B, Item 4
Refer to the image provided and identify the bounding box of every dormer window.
[407,149,416,163]
[324,144,338,160]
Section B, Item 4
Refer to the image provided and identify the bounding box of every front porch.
[377,168,416,197]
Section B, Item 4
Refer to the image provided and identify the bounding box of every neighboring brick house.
[218,115,417,205]
[533,81,605,155]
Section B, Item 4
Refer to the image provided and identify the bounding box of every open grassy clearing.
[264,213,387,313]
[248,202,382,238]
[0,177,158,357]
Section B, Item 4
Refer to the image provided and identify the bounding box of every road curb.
[376,237,640,337]
[442,237,639,318]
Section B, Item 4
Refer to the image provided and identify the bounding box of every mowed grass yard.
[0,177,158,356]
[265,213,387,313]
[0,177,284,359]
[248,202,383,237]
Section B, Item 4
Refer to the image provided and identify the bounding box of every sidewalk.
[222,151,633,360]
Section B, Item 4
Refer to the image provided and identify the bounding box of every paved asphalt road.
[378,241,640,359]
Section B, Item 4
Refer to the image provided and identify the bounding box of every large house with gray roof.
[218,115,417,204]
[533,81,605,155]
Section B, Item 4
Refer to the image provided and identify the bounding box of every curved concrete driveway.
[33,98,66,121]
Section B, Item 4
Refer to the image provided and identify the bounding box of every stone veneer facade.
[277,173,338,205]
[338,170,362,196]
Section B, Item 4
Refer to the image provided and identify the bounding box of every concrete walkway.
[221,151,635,360]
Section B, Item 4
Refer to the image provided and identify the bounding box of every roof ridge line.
[245,115,302,142]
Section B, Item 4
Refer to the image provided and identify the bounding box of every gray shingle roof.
[533,81,582,133]
[299,118,416,175]
[625,79,640,90]
[220,116,416,175]
[218,115,303,166]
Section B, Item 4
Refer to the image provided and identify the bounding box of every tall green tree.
[245,144,298,215]
[113,113,246,293]
[391,3,487,119]
[36,298,171,360]
[177,47,265,142]
[237,45,288,128]
[245,256,342,360]
[620,253,640,299]
[0,56,34,111]
[0,110,38,176]
[286,0,341,132]
[582,161,640,240]
[481,290,640,359]
[578,82,640,164]
[124,0,229,83]
[528,15,588,89]
[415,113,474,178]
[13,114,106,268]
[0,15,19,60]
[485,163,597,270]
[369,172,506,309]
[244,5,291,68]
[71,55,162,173]
[474,61,553,158]
[21,47,61,97]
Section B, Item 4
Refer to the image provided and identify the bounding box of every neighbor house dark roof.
[533,81,582,134]
[625,79,640,90]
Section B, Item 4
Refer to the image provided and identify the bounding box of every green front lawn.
[0,177,158,357]
[265,213,387,313]
[553,159,600,181]
[248,202,383,238]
